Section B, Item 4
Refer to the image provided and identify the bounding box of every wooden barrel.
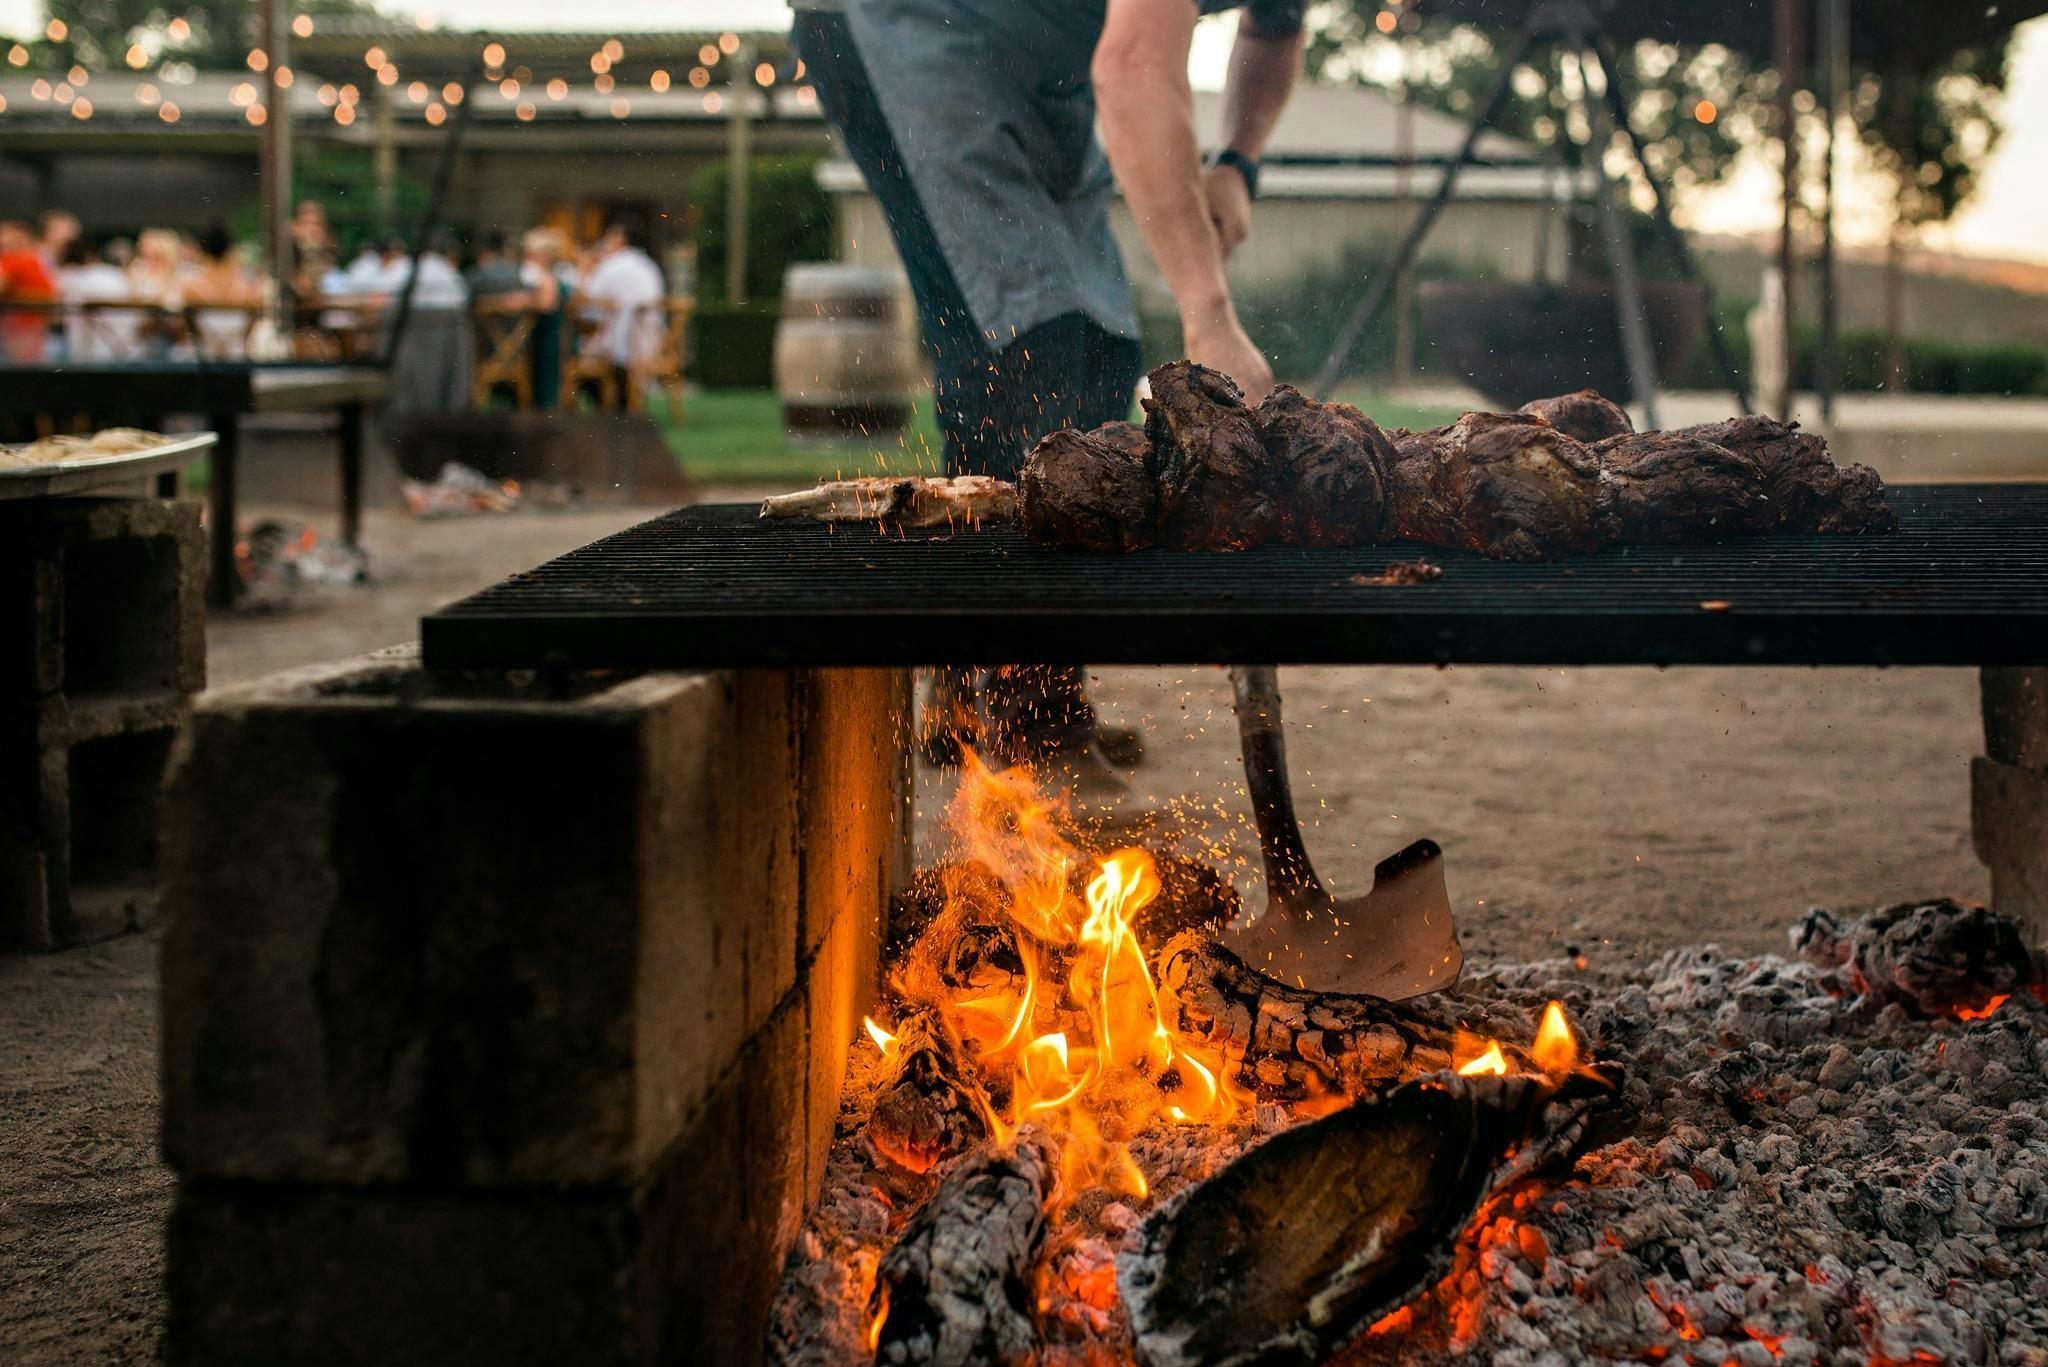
[774,265,923,438]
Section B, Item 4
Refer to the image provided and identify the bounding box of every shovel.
[1225,664,1463,1001]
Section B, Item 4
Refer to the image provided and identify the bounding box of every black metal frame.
[1309,0,1749,420]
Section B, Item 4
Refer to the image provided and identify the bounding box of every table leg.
[339,401,364,548]
[207,414,240,607]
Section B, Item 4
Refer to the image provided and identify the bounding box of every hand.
[1183,305,1274,402]
[1202,161,1253,260]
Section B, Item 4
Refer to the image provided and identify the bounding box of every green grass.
[654,386,1466,485]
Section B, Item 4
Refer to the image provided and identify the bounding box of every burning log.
[869,1141,1052,1367]
[1156,931,1496,1100]
[1792,898,2043,1018]
[758,475,1017,529]
[1118,1069,1622,1367]
[869,1010,992,1174]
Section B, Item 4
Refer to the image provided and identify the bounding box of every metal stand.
[1310,0,1748,418]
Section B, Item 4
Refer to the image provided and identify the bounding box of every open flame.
[1532,999,1577,1073]
[1953,993,2009,1021]
[1456,1041,1508,1076]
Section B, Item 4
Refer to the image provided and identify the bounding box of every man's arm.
[1092,0,1275,398]
[1204,15,1305,258]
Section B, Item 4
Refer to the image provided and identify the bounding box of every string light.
[7,44,28,66]
[71,97,92,119]
[425,102,446,126]
[0,94,7,113]
[718,32,739,54]
[546,77,567,99]
[602,38,624,60]
[515,101,535,121]
[795,85,816,106]
[482,42,505,67]
[364,46,386,69]
[67,65,88,85]
[30,78,50,99]
[499,77,520,98]
[339,83,360,105]
[1375,9,1396,32]
[610,96,629,118]
[166,17,190,42]
[442,82,464,103]
[755,62,774,86]
[699,44,718,65]
[245,103,265,125]
[293,15,314,38]
[125,43,148,68]
[702,90,722,113]
[1694,99,1718,124]
[230,81,256,107]
[590,52,611,74]
[53,82,71,102]
[137,83,161,105]
[159,100,180,122]
[247,48,268,72]
[275,66,293,88]
[376,64,398,86]
[688,66,710,89]
[593,72,614,93]
[408,79,428,103]
[44,18,67,41]
[316,83,337,106]
[650,69,670,92]
[333,103,353,125]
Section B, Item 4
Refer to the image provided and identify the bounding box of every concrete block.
[1972,755,2048,941]
[161,649,801,1187]
[797,666,912,960]
[1982,667,2048,773]
[169,998,809,1367]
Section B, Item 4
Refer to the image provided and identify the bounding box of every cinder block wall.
[160,649,909,1366]
[0,496,204,950]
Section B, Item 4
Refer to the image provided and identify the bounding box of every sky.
[3,0,2045,265]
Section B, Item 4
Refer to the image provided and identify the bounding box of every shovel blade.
[1341,838,1464,1001]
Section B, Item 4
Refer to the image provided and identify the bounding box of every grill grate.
[422,484,2048,670]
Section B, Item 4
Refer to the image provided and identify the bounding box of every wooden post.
[1392,49,1415,387]
[1975,668,2048,943]
[1815,0,1845,424]
[259,0,292,314]
[373,84,398,233]
[726,41,754,307]
[1772,0,1804,421]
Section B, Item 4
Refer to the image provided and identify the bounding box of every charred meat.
[1018,425,1157,553]
[1680,415,1897,534]
[1517,389,1634,443]
[1142,361,1288,551]
[1256,384,1395,547]
[1387,412,1609,560]
[1592,431,1771,543]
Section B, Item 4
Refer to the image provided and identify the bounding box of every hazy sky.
[4,0,2044,264]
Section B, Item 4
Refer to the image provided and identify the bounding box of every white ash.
[770,928,2048,1367]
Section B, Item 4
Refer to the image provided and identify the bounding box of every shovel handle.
[1229,664,1328,908]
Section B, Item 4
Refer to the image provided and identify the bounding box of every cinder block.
[169,997,809,1367]
[0,497,203,950]
[1973,754,2048,941]
[161,649,802,1187]
[796,666,910,962]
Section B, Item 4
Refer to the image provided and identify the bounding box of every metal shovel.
[1225,664,1463,1001]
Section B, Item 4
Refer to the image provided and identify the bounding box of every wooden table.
[0,362,388,605]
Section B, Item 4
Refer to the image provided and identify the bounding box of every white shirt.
[582,246,666,366]
[59,262,144,361]
[382,253,470,309]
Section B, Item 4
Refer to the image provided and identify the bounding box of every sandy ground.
[0,497,1992,1364]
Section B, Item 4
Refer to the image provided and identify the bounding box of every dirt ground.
[0,498,1991,1364]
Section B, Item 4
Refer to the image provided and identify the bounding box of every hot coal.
[771,900,2048,1367]
[1517,389,1635,443]
[1592,430,1772,543]
[1792,897,2043,1018]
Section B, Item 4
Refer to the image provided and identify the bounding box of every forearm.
[1093,6,1232,327]
[1217,21,1304,158]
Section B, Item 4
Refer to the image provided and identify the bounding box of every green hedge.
[691,303,782,389]
[692,154,834,307]
[1669,301,2048,397]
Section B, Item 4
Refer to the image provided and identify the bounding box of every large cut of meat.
[1592,430,1771,543]
[1516,389,1634,443]
[1018,426,1157,553]
[1255,384,1395,547]
[1679,415,1897,533]
[1141,361,1287,551]
[1009,364,1895,559]
[1389,411,1608,560]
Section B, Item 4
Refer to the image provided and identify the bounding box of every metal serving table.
[421,484,2048,671]
[0,362,388,606]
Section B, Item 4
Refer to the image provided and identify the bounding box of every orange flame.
[863,1015,900,1060]
[1954,994,2009,1021]
[1532,1000,1577,1072]
[1456,1041,1508,1076]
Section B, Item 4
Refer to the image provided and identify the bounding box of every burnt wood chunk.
[868,1010,990,1174]
[1679,415,1896,533]
[1019,425,1157,553]
[1119,1072,1620,1367]
[1142,361,1287,551]
[1592,431,1771,542]
[1385,412,1609,560]
[1517,389,1634,443]
[1156,932,1479,1099]
[1254,384,1395,547]
[1792,899,2042,1017]
[871,1142,1051,1367]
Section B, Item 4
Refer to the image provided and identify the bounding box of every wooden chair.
[626,296,693,417]
[561,299,621,411]
[472,301,537,410]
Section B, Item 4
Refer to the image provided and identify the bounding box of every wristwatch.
[1209,148,1261,201]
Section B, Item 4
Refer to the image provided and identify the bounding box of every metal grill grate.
[422,484,2048,671]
